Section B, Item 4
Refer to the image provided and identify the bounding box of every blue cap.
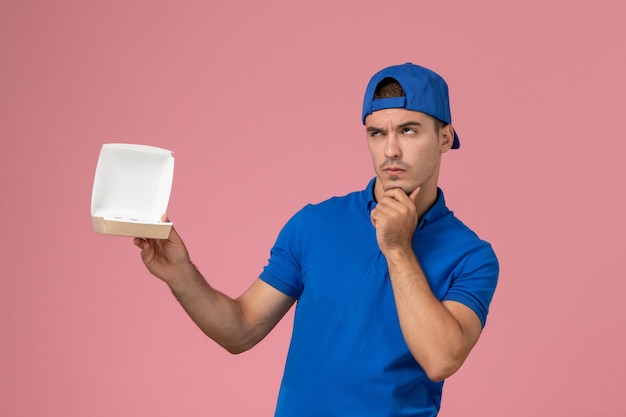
[362,63,460,149]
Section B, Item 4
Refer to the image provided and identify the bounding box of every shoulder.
[426,190,494,252]
[298,184,371,219]
[277,185,373,244]
[419,192,499,279]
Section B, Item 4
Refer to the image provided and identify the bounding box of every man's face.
[365,108,453,200]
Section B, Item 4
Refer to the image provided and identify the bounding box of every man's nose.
[384,134,401,159]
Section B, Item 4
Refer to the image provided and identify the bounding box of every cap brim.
[452,131,460,149]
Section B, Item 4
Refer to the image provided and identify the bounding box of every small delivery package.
[91,143,174,239]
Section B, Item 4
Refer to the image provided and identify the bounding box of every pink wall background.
[2,1,625,416]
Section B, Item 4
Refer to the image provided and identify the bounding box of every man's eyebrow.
[366,120,423,132]
[397,121,423,128]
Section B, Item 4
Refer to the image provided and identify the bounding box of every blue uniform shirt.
[260,179,499,417]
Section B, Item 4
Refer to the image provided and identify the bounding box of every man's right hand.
[133,216,194,285]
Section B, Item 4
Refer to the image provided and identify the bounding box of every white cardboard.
[91,143,174,239]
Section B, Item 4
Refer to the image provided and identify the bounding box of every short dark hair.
[374,78,406,99]
[373,78,448,131]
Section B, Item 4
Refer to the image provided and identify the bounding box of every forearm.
[166,262,255,354]
[385,247,475,381]
[135,230,282,353]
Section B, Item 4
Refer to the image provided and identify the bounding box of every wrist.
[382,244,415,264]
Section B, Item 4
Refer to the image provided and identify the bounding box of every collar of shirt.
[364,177,449,230]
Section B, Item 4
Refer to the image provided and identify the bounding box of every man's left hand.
[370,187,420,254]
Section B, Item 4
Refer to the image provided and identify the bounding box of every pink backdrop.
[2,1,625,416]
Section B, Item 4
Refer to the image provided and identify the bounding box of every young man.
[135,63,499,416]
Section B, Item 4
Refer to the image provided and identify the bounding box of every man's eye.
[403,127,416,134]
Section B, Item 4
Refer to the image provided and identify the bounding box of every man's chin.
[375,177,418,199]
[383,183,412,196]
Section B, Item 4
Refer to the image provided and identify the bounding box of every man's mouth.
[383,166,405,174]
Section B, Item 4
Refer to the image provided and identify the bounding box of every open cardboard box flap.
[91,143,174,239]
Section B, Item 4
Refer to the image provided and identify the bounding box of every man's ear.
[440,124,455,153]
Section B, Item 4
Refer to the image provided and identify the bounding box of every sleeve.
[442,244,499,328]
[258,209,306,300]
